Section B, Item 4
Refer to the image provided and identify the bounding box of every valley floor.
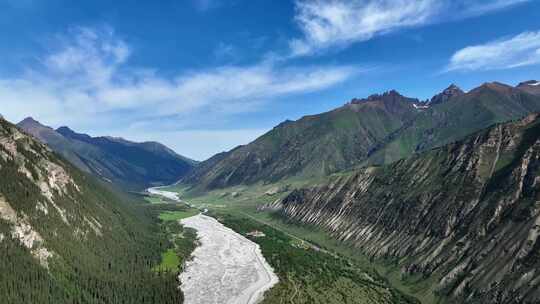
[160,181,444,303]
[148,188,280,304]
[156,183,422,304]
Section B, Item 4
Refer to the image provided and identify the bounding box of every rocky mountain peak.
[18,116,42,127]
[348,90,421,116]
[350,90,410,105]
[516,80,540,96]
[517,80,540,86]
[428,84,464,105]
[17,117,58,138]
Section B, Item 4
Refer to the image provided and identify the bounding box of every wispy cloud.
[460,0,530,16]
[445,31,540,71]
[191,0,231,12]
[290,0,529,56]
[0,26,358,128]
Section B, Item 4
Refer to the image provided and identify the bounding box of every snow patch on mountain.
[413,103,429,109]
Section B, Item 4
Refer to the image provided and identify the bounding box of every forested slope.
[0,117,181,303]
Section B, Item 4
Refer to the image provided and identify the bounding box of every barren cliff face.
[276,114,540,303]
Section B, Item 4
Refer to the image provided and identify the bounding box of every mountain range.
[17,118,196,191]
[182,89,420,189]
[182,80,540,190]
[4,78,540,304]
[269,112,540,303]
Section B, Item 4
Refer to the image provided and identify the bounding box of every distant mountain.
[0,117,180,302]
[17,118,97,173]
[182,90,420,189]
[272,113,540,303]
[18,118,196,190]
[182,81,540,190]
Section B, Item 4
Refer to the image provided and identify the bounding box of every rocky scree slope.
[0,117,179,303]
[182,90,420,189]
[271,113,540,303]
[18,118,196,190]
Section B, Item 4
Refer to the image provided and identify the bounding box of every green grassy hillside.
[182,82,540,192]
[182,90,420,190]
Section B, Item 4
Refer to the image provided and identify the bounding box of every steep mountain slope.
[182,90,420,189]
[18,118,196,190]
[272,113,540,303]
[182,81,540,191]
[367,82,540,164]
[0,117,179,303]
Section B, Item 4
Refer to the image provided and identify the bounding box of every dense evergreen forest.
[0,118,184,304]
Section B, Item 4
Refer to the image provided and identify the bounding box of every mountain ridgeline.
[182,81,540,190]
[270,113,540,303]
[369,81,540,164]
[0,117,180,303]
[182,90,421,189]
[17,118,196,190]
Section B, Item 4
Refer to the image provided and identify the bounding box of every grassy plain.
[144,194,199,274]
[154,249,181,272]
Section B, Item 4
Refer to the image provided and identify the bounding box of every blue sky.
[1,0,539,160]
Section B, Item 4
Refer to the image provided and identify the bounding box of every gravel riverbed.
[179,214,278,304]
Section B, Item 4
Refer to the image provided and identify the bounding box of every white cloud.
[290,0,529,56]
[0,26,358,158]
[461,0,530,16]
[445,31,540,71]
[0,27,357,124]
